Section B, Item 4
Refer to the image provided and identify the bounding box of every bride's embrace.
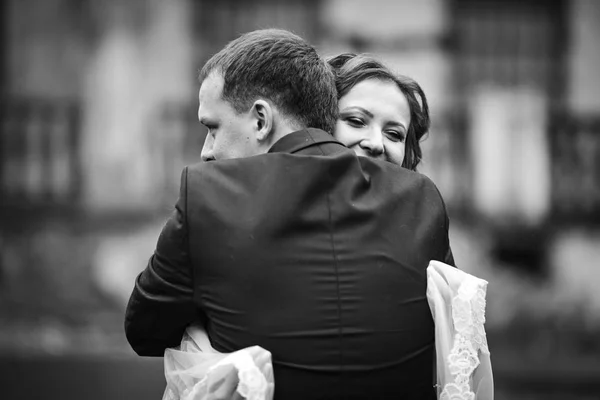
[125,29,493,400]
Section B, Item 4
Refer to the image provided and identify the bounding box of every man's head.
[198,29,338,161]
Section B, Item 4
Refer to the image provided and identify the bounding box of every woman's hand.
[246,347,274,399]
[205,347,274,400]
[206,364,244,400]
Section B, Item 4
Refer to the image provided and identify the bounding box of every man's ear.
[251,100,274,142]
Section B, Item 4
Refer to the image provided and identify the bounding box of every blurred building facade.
[1,0,600,326]
[2,0,598,218]
[2,3,600,397]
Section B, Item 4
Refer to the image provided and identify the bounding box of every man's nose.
[201,152,215,162]
[359,130,384,156]
[200,135,215,161]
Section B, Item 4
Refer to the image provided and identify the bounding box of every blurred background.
[1,0,599,398]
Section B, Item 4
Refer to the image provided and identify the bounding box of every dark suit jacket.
[125,128,454,399]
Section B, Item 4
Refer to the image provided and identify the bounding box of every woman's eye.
[385,131,405,143]
[346,117,365,127]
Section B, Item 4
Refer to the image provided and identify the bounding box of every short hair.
[199,29,338,134]
[327,53,430,171]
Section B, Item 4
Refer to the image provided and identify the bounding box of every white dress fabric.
[162,260,493,400]
[163,324,274,400]
[427,261,494,400]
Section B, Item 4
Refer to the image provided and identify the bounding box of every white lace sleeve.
[427,261,494,400]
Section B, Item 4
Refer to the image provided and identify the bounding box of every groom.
[126,29,453,399]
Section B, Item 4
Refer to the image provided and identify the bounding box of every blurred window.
[453,0,566,99]
[0,98,81,212]
[452,0,600,224]
[192,0,322,65]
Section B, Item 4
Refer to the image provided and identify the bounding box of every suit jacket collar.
[268,128,343,154]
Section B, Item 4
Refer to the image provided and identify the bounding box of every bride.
[163,54,493,400]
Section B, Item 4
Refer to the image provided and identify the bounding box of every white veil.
[427,261,494,400]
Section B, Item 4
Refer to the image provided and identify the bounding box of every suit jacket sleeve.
[443,213,456,267]
[432,179,456,268]
[125,167,197,356]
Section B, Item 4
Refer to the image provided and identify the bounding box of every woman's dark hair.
[327,53,430,171]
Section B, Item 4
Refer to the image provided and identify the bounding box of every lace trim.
[440,275,488,400]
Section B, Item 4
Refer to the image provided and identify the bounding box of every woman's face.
[334,78,411,166]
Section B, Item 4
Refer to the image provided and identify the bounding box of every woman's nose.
[359,130,384,156]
